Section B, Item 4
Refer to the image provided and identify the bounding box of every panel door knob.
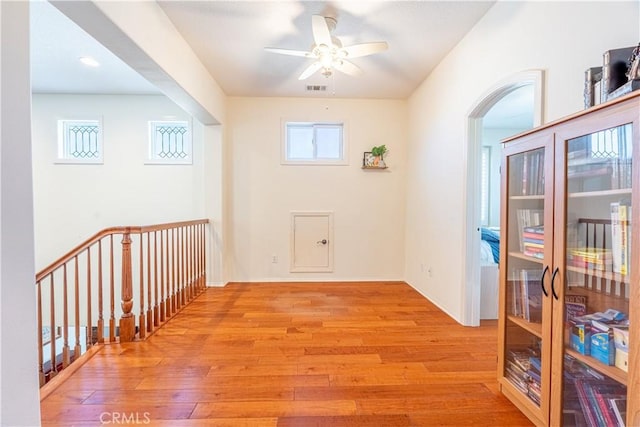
[317,239,328,245]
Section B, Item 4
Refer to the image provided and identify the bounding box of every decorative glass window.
[57,120,103,164]
[148,121,192,164]
[282,122,346,165]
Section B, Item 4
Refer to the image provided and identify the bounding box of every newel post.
[119,229,136,342]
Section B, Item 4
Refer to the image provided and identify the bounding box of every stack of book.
[567,248,613,271]
[527,356,542,406]
[515,209,543,253]
[601,46,636,102]
[522,225,544,259]
[584,45,639,108]
[505,347,542,407]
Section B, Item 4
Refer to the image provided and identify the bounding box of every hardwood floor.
[40,281,532,426]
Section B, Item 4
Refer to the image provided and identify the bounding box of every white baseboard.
[206,281,227,287]
[227,277,405,283]
[403,280,464,326]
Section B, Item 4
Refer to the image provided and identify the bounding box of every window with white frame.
[480,146,491,226]
[148,121,191,164]
[57,119,103,164]
[282,122,346,165]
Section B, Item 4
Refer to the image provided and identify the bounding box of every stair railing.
[35,219,209,386]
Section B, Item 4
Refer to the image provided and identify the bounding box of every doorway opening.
[462,70,544,326]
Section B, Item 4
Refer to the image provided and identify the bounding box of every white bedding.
[480,240,497,265]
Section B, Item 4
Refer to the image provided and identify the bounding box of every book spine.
[620,204,628,275]
[611,202,622,274]
[602,50,612,102]
[584,67,603,108]
[522,152,528,195]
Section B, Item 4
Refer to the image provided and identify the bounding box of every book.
[611,200,631,275]
[594,80,602,104]
[584,66,603,108]
[610,200,631,275]
[568,248,612,271]
[565,294,587,322]
[523,225,544,234]
[602,46,635,101]
[619,202,630,275]
[607,78,640,101]
[512,150,545,196]
[516,210,543,252]
[574,379,599,427]
[519,269,543,322]
[609,397,627,427]
[612,325,629,350]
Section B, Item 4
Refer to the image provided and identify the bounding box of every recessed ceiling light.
[79,56,100,67]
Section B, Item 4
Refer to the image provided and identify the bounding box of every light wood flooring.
[40,281,533,426]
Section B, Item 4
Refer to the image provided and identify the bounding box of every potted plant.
[371,144,387,167]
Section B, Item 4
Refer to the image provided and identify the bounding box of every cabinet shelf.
[508,251,544,264]
[565,348,628,385]
[507,315,543,338]
[510,194,545,201]
[567,188,632,198]
[565,265,630,283]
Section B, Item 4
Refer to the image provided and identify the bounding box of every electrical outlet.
[272,255,278,264]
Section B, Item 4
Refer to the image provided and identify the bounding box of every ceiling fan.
[265,15,388,80]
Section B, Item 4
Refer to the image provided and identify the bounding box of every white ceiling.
[29,0,533,128]
[31,0,496,99]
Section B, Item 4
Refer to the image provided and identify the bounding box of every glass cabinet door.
[502,144,552,419]
[560,123,632,426]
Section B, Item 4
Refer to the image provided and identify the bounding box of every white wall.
[203,124,225,285]
[0,2,42,425]
[228,97,407,282]
[405,1,640,322]
[31,94,207,271]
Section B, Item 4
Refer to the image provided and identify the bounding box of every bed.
[480,227,500,319]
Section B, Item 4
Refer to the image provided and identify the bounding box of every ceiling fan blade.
[333,59,363,77]
[311,15,332,47]
[298,62,323,80]
[342,42,388,59]
[264,47,314,58]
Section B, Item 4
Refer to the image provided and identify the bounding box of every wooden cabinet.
[498,91,639,426]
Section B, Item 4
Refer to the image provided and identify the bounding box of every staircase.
[35,219,209,387]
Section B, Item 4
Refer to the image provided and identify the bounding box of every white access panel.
[290,211,334,272]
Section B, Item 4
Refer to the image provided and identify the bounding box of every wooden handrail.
[36,227,124,281]
[36,220,208,281]
[35,219,209,387]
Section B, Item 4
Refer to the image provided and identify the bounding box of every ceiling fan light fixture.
[265,14,388,81]
[320,53,333,69]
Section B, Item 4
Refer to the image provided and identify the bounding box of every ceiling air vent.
[306,85,327,92]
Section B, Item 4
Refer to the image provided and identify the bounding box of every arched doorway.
[462,70,544,326]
